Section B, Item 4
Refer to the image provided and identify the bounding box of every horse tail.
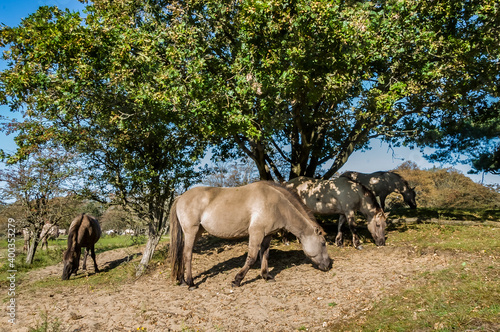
[64,213,85,261]
[169,199,184,283]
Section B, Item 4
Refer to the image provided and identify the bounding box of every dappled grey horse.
[288,176,388,249]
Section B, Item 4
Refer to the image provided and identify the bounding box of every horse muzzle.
[61,263,72,280]
[318,259,333,271]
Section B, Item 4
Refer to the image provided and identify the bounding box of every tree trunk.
[135,224,163,277]
[25,230,40,265]
[322,124,370,179]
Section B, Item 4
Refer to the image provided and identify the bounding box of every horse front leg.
[335,215,346,247]
[379,194,387,211]
[73,246,82,276]
[259,235,274,282]
[232,232,263,287]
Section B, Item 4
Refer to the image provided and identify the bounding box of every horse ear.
[411,186,416,190]
[385,212,390,217]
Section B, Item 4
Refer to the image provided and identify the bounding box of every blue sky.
[0,1,497,185]
[0,0,85,27]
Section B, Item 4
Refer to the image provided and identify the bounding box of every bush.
[389,162,500,209]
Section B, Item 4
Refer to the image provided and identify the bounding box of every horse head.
[300,227,332,271]
[367,211,388,246]
[61,248,80,280]
[404,186,417,209]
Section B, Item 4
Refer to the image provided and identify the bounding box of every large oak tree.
[160,0,499,180]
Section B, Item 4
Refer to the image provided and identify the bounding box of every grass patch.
[0,234,148,288]
[16,235,170,293]
[27,253,139,293]
[28,311,63,332]
[389,207,500,222]
[329,221,500,332]
[388,223,500,253]
[332,260,500,331]
[95,234,147,253]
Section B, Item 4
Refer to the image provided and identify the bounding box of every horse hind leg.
[335,215,346,247]
[183,226,204,289]
[90,245,99,273]
[82,248,89,271]
[259,235,274,282]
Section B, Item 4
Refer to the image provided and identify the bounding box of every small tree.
[99,205,141,233]
[0,147,80,264]
[0,6,205,274]
[202,158,259,188]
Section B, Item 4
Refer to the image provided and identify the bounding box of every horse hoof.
[188,285,198,291]
[356,245,363,250]
[231,281,241,287]
[259,275,275,282]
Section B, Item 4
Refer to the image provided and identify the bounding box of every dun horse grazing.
[287,176,388,249]
[23,223,60,251]
[170,181,332,289]
[62,214,101,280]
[341,171,417,210]
[22,228,31,252]
[40,223,59,250]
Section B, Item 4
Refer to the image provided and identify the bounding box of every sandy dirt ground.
[4,235,454,332]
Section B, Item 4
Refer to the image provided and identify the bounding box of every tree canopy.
[145,0,500,180]
[1,0,499,189]
[2,0,499,182]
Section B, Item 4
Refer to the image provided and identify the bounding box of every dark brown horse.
[170,181,332,289]
[62,214,101,280]
[341,171,417,210]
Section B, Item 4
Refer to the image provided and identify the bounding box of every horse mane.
[64,213,85,261]
[261,181,325,233]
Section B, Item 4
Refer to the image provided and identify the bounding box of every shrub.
[389,162,500,209]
